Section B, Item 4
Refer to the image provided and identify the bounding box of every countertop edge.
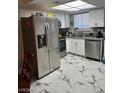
[66,36,104,40]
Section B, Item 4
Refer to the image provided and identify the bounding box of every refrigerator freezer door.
[33,16,50,78]
[49,48,60,71]
[47,18,59,51]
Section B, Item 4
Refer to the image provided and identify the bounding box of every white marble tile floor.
[30,54,105,93]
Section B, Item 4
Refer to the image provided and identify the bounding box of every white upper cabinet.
[65,14,70,28]
[55,13,70,28]
[90,8,105,27]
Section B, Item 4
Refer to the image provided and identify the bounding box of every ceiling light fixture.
[77,4,96,9]
[51,0,96,12]
[65,0,88,7]
[52,5,70,10]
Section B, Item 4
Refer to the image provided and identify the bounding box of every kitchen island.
[66,36,104,61]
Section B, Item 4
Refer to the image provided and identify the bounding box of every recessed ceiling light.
[65,0,88,7]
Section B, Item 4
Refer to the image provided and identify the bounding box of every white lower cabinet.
[76,39,85,56]
[66,38,76,53]
[66,38,85,56]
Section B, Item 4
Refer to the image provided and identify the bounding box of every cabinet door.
[69,39,76,53]
[66,38,77,54]
[90,10,96,27]
[66,38,74,53]
[90,8,104,27]
[73,40,77,54]
[66,38,69,53]
[65,14,70,28]
[76,39,85,56]
[55,14,70,28]
[96,9,104,27]
[55,13,65,28]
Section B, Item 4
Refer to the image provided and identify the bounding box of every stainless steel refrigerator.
[21,15,60,79]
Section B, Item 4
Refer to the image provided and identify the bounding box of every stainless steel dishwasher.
[85,39,102,61]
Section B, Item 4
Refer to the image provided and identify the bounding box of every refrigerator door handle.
[47,22,50,35]
[45,23,48,47]
[45,23,49,48]
[46,22,51,49]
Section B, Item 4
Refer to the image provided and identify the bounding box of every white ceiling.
[19,0,105,14]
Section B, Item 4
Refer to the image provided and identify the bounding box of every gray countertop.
[66,36,104,41]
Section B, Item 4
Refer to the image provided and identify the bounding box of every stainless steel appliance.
[59,28,69,57]
[21,15,60,79]
[85,39,102,61]
[59,38,66,57]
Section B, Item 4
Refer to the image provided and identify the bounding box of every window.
[74,13,89,28]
